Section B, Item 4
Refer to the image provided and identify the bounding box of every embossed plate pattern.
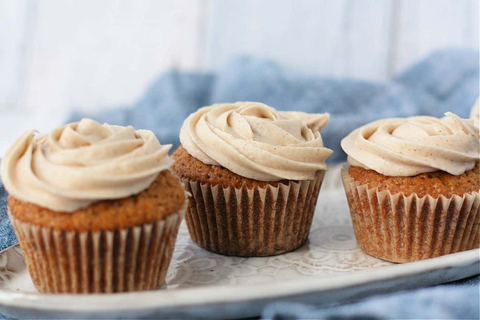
[0,164,478,319]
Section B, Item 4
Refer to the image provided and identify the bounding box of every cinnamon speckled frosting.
[341,112,480,176]
[471,99,479,130]
[180,102,333,181]
[0,119,173,212]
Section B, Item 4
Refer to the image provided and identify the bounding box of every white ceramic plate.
[0,165,478,319]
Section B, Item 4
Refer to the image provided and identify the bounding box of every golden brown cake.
[341,112,480,263]
[174,102,333,257]
[172,146,290,189]
[1,119,186,293]
[348,165,479,199]
[8,170,185,232]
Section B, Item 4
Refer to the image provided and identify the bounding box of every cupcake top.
[0,119,173,212]
[341,112,479,176]
[180,102,333,181]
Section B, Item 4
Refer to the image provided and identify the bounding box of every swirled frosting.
[180,102,333,181]
[341,112,480,176]
[0,119,173,212]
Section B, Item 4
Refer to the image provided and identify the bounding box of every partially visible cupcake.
[471,99,479,131]
[172,102,333,257]
[341,112,480,263]
[1,119,186,293]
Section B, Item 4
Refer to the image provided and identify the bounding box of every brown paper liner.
[8,205,185,293]
[181,171,325,257]
[341,165,480,263]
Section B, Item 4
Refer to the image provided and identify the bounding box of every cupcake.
[341,112,480,263]
[172,102,333,257]
[471,99,479,130]
[0,119,186,293]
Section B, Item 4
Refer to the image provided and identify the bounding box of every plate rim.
[1,164,478,315]
[0,248,478,313]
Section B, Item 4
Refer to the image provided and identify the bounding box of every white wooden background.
[0,0,478,155]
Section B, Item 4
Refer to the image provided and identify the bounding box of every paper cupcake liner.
[8,205,185,293]
[341,165,480,263]
[180,171,325,257]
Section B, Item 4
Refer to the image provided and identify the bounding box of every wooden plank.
[22,0,204,113]
[392,0,479,75]
[2,0,477,116]
[204,0,394,81]
[0,0,30,110]
[340,0,395,80]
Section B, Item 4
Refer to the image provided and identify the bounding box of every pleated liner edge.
[181,171,325,257]
[341,165,480,263]
[8,204,186,293]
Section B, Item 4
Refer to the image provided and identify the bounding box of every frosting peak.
[180,102,333,181]
[341,112,480,176]
[0,119,173,212]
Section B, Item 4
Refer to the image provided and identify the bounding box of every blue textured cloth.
[68,49,479,163]
[0,181,16,252]
[262,276,480,319]
[0,49,479,319]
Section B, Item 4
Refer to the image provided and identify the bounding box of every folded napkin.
[0,49,478,319]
